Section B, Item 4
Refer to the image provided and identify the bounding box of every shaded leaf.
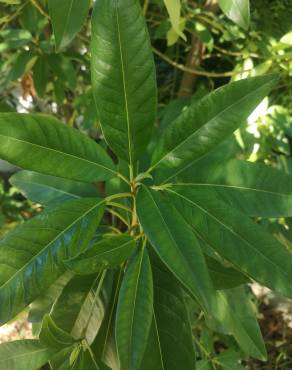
[10,170,100,206]
[65,235,136,274]
[116,247,153,370]
[48,0,90,50]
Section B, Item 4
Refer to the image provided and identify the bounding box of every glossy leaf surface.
[116,247,153,370]
[151,75,277,183]
[177,159,292,217]
[91,0,157,164]
[48,0,91,50]
[0,113,115,182]
[10,170,100,206]
[137,186,216,313]
[65,235,136,274]
[0,198,104,324]
[51,274,110,344]
[219,0,250,30]
[140,256,196,370]
[166,187,292,298]
[0,340,53,370]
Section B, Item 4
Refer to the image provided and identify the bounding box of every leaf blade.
[151,75,277,183]
[91,0,157,163]
[0,113,116,183]
[116,247,153,370]
[0,198,104,324]
[48,0,90,50]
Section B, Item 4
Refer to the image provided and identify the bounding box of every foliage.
[0,0,291,369]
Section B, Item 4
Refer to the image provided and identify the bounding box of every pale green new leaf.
[116,247,153,370]
[91,0,157,164]
[0,113,116,183]
[163,0,186,40]
[65,235,136,274]
[0,340,54,370]
[137,186,216,313]
[48,0,90,50]
[219,0,250,30]
[166,187,292,298]
[151,75,277,183]
[0,198,104,324]
[177,158,292,218]
[51,273,111,345]
[10,170,100,206]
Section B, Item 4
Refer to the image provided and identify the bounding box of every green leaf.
[215,287,266,360]
[51,273,110,345]
[0,198,104,324]
[165,187,292,298]
[140,256,196,370]
[40,315,76,350]
[137,186,216,313]
[33,56,48,97]
[0,340,54,370]
[219,0,250,30]
[28,272,73,323]
[71,349,101,370]
[10,170,100,206]
[65,235,136,274]
[48,0,90,50]
[175,158,292,218]
[91,0,157,164]
[0,113,116,182]
[163,0,186,41]
[206,255,250,290]
[151,75,277,183]
[116,247,153,370]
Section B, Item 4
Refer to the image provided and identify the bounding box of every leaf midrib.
[167,188,292,282]
[0,133,116,177]
[171,182,292,197]
[0,200,104,291]
[151,78,273,173]
[115,2,133,166]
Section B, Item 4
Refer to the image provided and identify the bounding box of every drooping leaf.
[205,255,250,290]
[65,235,136,274]
[151,75,277,183]
[91,0,157,164]
[33,56,48,97]
[137,186,216,313]
[176,158,292,218]
[215,287,266,360]
[10,170,100,206]
[0,113,116,183]
[0,198,104,324]
[219,0,250,30]
[140,255,196,370]
[48,0,91,50]
[28,272,73,323]
[0,340,54,370]
[39,315,76,350]
[116,247,153,370]
[51,273,112,345]
[93,271,122,370]
[166,187,292,298]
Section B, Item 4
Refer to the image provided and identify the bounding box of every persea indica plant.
[0,0,292,369]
